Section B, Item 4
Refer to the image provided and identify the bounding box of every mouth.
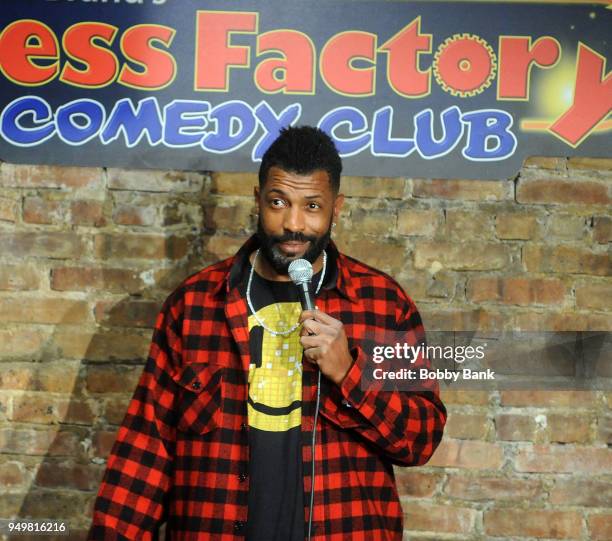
[277,240,309,255]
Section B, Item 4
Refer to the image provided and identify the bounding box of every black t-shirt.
[242,266,321,541]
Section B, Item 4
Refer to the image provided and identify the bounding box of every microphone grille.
[288,259,313,285]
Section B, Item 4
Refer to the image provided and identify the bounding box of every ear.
[254,185,260,205]
[333,193,345,222]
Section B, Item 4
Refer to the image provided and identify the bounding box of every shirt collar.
[211,235,358,303]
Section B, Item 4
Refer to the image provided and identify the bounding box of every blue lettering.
[372,106,414,157]
[462,110,517,161]
[415,106,463,159]
[318,107,370,156]
[101,97,163,147]
[0,96,55,147]
[202,101,256,153]
[56,99,105,145]
[163,100,210,147]
[252,101,302,160]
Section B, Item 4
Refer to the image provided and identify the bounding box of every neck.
[250,250,325,282]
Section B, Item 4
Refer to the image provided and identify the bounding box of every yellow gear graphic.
[433,33,497,98]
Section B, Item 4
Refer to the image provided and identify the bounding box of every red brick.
[51,266,145,294]
[0,163,102,189]
[515,445,611,473]
[550,479,612,507]
[422,308,503,332]
[210,172,256,196]
[18,490,90,520]
[548,213,588,239]
[0,427,82,456]
[467,277,566,305]
[588,514,612,541]
[495,414,537,441]
[94,299,160,328]
[0,461,26,487]
[0,197,18,222]
[70,200,106,226]
[86,364,143,393]
[593,216,611,244]
[397,209,440,236]
[415,242,511,271]
[517,178,610,205]
[23,197,63,224]
[0,298,90,325]
[10,394,57,424]
[203,234,249,260]
[93,429,119,458]
[428,439,504,470]
[444,475,541,501]
[102,396,131,425]
[439,389,490,406]
[35,461,104,491]
[343,176,406,199]
[547,413,593,443]
[567,157,612,171]
[35,362,81,393]
[108,168,204,192]
[523,156,566,170]
[445,210,494,240]
[204,203,255,232]
[83,331,151,361]
[343,238,407,275]
[413,179,511,201]
[94,233,189,260]
[484,508,582,539]
[524,245,610,276]
[500,390,597,407]
[112,203,158,226]
[403,503,478,534]
[0,232,84,258]
[0,264,41,290]
[0,330,48,359]
[495,212,539,240]
[350,209,397,237]
[598,413,612,445]
[445,412,490,440]
[394,471,442,498]
[576,283,612,311]
[513,310,612,331]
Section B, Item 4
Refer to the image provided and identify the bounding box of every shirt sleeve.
[319,295,447,467]
[88,296,182,540]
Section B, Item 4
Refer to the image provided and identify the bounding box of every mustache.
[271,232,317,243]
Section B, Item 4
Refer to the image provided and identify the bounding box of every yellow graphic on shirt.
[248,302,303,432]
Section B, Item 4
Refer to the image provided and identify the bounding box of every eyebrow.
[267,188,323,200]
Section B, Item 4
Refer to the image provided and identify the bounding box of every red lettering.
[550,43,612,146]
[498,36,560,100]
[195,11,258,91]
[0,20,59,85]
[118,25,176,90]
[379,18,431,98]
[320,31,376,96]
[255,30,314,94]
[60,22,118,88]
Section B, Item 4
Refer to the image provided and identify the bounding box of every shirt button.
[240,422,248,431]
[191,380,201,390]
[233,520,245,532]
[341,399,352,408]
[238,472,248,482]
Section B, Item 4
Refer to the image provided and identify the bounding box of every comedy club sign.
[0,1,610,179]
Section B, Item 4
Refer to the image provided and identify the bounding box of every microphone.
[288,258,314,311]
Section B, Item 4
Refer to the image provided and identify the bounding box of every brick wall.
[0,157,610,540]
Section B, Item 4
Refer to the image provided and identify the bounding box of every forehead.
[263,166,332,195]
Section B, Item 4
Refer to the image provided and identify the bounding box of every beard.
[256,218,332,275]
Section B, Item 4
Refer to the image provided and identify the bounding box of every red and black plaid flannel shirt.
[89,235,446,541]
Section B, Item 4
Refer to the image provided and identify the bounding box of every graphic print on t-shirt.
[247,302,303,432]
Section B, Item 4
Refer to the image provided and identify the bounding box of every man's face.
[255,166,343,275]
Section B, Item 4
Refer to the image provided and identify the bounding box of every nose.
[282,206,305,233]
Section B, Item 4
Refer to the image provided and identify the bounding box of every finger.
[301,319,326,336]
[299,310,317,323]
[309,310,339,326]
[300,335,321,349]
[303,346,321,361]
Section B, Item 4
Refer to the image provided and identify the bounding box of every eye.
[270,198,286,208]
[307,202,321,210]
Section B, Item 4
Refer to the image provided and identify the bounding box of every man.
[89,126,446,540]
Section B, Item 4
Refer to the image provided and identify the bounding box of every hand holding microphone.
[288,259,353,386]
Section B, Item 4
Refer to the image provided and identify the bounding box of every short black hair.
[258,126,342,193]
